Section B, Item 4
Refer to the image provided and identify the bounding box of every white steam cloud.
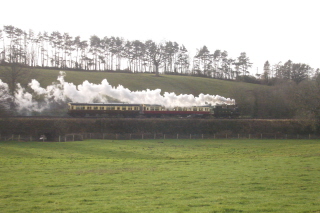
[1,71,235,114]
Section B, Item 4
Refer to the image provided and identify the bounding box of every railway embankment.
[0,117,316,141]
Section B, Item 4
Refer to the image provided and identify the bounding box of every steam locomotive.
[67,102,239,118]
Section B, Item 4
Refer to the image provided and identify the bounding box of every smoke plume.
[1,71,235,114]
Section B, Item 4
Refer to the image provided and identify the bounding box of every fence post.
[164,134,166,140]
[249,134,251,139]
[238,134,240,139]
[309,134,311,139]
[190,134,192,139]
[226,134,228,139]
[130,134,132,140]
[142,134,144,140]
[177,134,179,139]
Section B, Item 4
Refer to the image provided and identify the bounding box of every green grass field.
[0,67,265,98]
[0,139,319,213]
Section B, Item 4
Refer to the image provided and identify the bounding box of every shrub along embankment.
[0,118,315,140]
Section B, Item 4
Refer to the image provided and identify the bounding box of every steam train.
[67,102,239,118]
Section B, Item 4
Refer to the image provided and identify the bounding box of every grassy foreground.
[0,139,319,213]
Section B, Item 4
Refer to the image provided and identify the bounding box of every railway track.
[1,116,298,121]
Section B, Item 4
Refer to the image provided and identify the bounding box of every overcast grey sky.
[1,0,319,74]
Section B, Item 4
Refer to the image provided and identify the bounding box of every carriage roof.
[68,103,142,106]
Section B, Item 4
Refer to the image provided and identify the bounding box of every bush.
[236,75,260,84]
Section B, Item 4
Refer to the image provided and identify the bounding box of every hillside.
[0,66,267,100]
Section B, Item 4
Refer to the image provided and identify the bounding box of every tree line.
[0,25,190,76]
[4,25,314,81]
[1,25,318,82]
[260,60,318,85]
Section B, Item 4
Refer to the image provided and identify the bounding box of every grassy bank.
[0,139,319,212]
[0,67,265,98]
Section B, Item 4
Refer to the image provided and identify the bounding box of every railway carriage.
[143,105,212,117]
[67,103,142,117]
[67,102,239,118]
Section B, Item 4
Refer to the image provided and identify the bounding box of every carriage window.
[122,107,126,110]
[111,107,115,110]
[100,107,104,110]
[94,107,98,110]
[193,108,197,111]
[117,107,121,110]
[128,107,132,110]
[134,107,139,110]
